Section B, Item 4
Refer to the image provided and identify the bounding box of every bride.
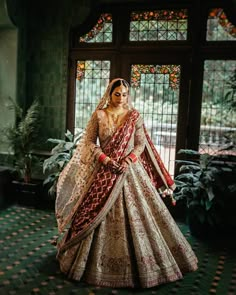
[55,78,198,288]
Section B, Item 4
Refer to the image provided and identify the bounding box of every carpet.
[0,205,236,295]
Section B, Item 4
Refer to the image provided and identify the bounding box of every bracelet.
[128,152,138,163]
[103,156,111,165]
[98,153,107,163]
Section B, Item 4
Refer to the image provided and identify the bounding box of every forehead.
[112,85,128,93]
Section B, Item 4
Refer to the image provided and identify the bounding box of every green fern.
[4,97,41,182]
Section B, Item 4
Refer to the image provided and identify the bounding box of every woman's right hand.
[106,158,121,173]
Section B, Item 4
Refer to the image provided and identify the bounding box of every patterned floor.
[0,205,236,295]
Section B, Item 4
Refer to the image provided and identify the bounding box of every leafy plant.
[225,69,236,110]
[174,149,236,237]
[43,129,84,197]
[3,97,41,183]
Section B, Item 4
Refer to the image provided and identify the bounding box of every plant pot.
[12,179,42,208]
[0,166,17,208]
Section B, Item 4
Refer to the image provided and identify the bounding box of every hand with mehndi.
[117,157,132,174]
[106,158,121,173]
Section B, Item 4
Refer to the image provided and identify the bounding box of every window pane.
[75,60,111,133]
[199,60,236,154]
[129,10,188,41]
[207,8,236,41]
[130,64,181,175]
[79,13,112,43]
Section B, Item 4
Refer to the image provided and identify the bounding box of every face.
[110,85,128,107]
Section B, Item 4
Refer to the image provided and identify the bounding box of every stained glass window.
[129,10,188,41]
[79,13,112,43]
[75,60,111,133]
[207,8,236,41]
[130,64,181,175]
[199,60,236,155]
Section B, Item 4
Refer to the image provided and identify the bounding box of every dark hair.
[109,79,129,95]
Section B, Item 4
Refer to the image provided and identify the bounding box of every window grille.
[79,13,112,43]
[199,60,236,155]
[207,8,236,41]
[75,60,111,134]
[129,9,188,41]
[130,64,180,175]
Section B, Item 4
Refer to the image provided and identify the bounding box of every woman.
[55,78,198,288]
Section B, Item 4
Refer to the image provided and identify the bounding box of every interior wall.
[0,29,17,152]
[24,0,93,145]
[0,0,17,159]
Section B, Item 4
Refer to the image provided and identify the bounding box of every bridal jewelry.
[106,108,127,133]
[106,108,125,126]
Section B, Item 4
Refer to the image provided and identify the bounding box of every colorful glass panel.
[207,8,236,41]
[131,64,180,89]
[79,13,112,43]
[129,10,188,41]
[75,60,111,133]
[199,60,236,155]
[130,64,181,175]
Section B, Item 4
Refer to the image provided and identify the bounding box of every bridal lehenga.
[55,79,198,288]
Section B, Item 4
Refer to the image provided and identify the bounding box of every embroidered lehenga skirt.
[56,161,198,288]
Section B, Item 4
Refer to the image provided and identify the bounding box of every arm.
[85,111,120,169]
[118,117,145,173]
[84,111,104,161]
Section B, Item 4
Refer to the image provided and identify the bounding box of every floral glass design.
[207,8,236,41]
[75,60,111,132]
[129,9,188,41]
[79,13,112,43]
[130,64,181,175]
[131,64,180,89]
[199,60,236,154]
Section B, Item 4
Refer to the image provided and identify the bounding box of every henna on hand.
[106,159,121,173]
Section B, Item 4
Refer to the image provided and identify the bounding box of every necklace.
[105,108,127,131]
[106,108,124,124]
[106,108,124,116]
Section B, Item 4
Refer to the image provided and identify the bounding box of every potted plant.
[174,149,236,238]
[3,97,41,183]
[3,97,42,206]
[43,129,83,199]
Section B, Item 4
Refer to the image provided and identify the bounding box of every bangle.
[103,156,111,165]
[128,152,137,163]
[98,153,107,163]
